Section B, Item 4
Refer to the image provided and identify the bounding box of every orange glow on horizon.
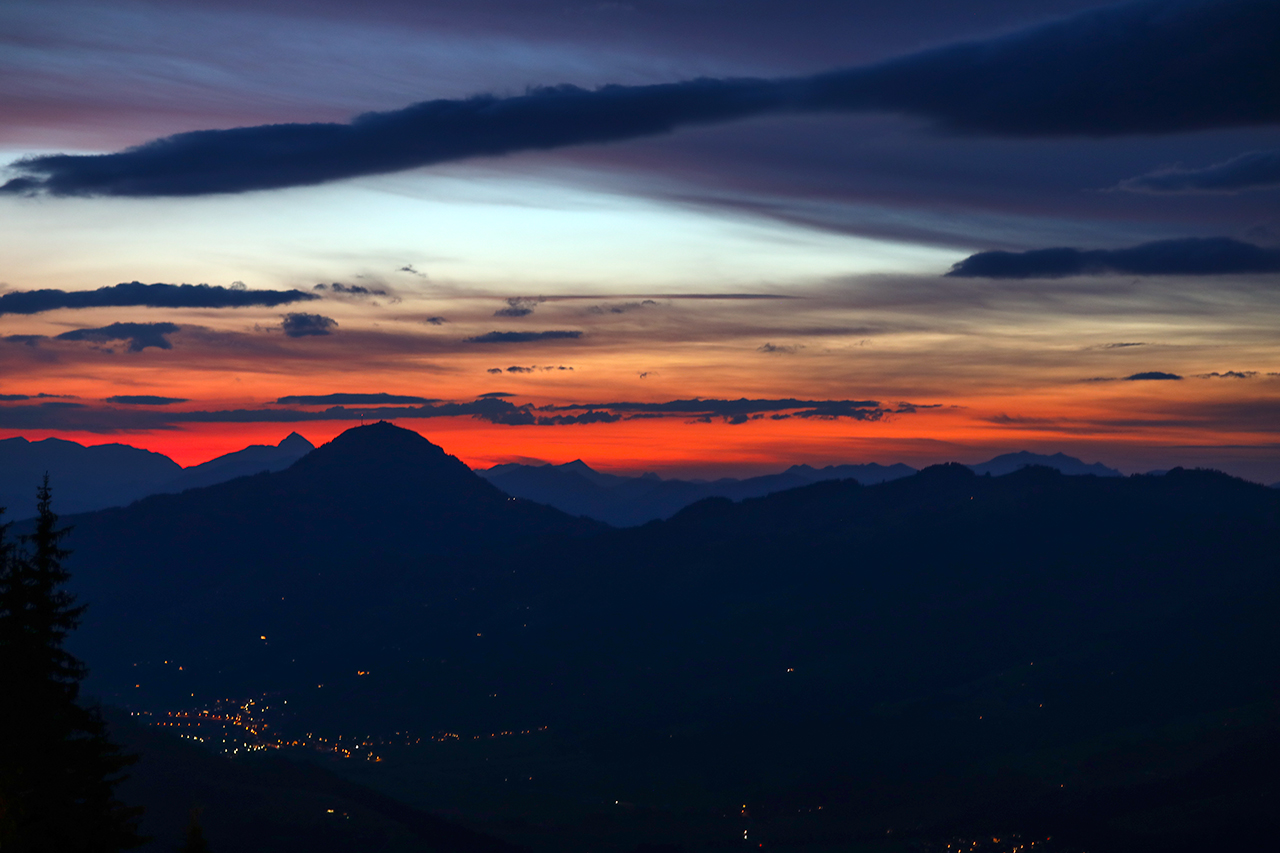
[5,387,1279,482]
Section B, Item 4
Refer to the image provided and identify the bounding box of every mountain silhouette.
[967,450,1122,477]
[0,432,315,518]
[160,431,314,492]
[477,458,916,526]
[41,429,1280,853]
[0,436,182,517]
[62,421,600,724]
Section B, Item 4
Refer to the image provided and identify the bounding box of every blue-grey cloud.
[465,331,582,343]
[55,322,180,352]
[104,395,188,405]
[498,365,574,373]
[275,393,439,405]
[0,395,897,431]
[1118,148,1280,194]
[281,313,337,337]
[425,316,448,325]
[540,397,886,420]
[5,1,1276,197]
[494,297,544,318]
[314,282,388,297]
[0,393,73,401]
[947,237,1280,278]
[587,300,659,315]
[0,282,316,316]
[1127,371,1183,380]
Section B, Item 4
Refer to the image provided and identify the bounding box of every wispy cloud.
[494,297,545,318]
[1118,148,1280,194]
[275,393,439,405]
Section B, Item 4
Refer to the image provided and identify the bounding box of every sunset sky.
[3,0,1279,480]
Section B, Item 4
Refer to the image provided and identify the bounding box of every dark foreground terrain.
[46,423,1279,851]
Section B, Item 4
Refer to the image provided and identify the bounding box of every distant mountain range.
[42,423,1280,853]
[0,432,314,518]
[2,437,1127,525]
[967,450,1122,478]
[477,458,917,526]
[478,450,1121,525]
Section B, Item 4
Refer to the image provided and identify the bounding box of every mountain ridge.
[36,423,1280,853]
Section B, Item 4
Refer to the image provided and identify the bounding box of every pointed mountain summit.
[276,431,313,453]
[163,431,315,492]
[62,422,601,710]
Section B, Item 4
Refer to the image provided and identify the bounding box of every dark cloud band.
[276,393,439,405]
[0,282,316,316]
[465,331,582,344]
[55,322,180,352]
[947,237,1280,278]
[104,395,189,405]
[281,313,337,337]
[0,395,894,432]
[5,0,1276,197]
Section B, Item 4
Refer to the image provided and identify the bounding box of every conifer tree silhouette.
[0,476,145,851]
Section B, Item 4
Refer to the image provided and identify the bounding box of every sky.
[2,0,1279,481]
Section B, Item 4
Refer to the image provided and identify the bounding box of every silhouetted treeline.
[0,478,144,851]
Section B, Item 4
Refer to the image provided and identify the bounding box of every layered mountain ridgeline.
[477,452,1121,526]
[2,430,1126,526]
[0,433,314,518]
[51,424,1280,852]
[477,458,916,526]
[0,436,182,517]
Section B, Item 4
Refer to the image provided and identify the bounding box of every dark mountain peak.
[560,459,595,473]
[297,421,454,470]
[273,421,504,507]
[277,431,314,452]
[916,461,978,482]
[970,450,1122,478]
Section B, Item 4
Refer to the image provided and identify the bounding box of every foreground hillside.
[54,423,1280,852]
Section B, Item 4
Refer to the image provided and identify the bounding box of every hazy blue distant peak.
[968,451,1122,478]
